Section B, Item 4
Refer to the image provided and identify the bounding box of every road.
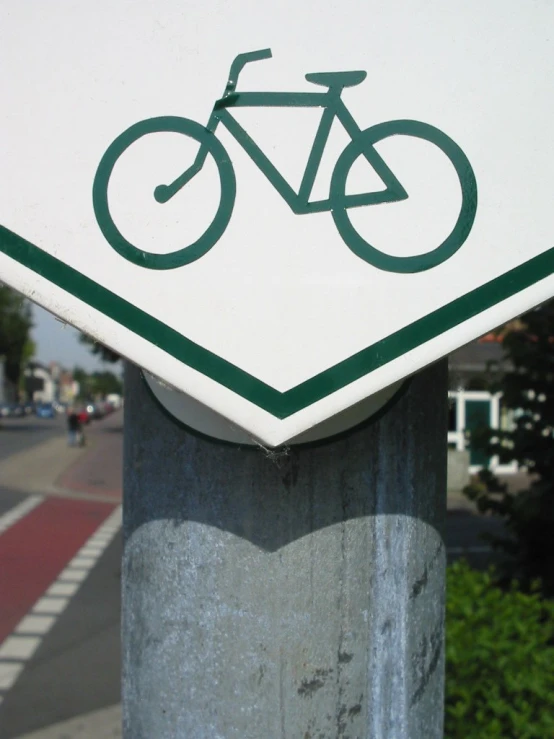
[0,416,67,463]
[0,411,510,738]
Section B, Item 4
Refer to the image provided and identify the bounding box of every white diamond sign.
[1,0,553,446]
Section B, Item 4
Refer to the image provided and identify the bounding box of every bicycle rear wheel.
[331,120,477,273]
[93,116,236,270]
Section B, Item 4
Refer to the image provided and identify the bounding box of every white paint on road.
[0,496,43,535]
[59,568,90,583]
[0,663,23,691]
[0,636,41,660]
[48,582,80,597]
[33,597,70,615]
[0,505,122,706]
[71,556,97,568]
[16,615,56,635]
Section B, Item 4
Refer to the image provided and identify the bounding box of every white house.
[24,362,55,403]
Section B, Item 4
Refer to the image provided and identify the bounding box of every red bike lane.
[0,498,115,643]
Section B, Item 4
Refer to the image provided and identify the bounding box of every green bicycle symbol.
[93,48,478,272]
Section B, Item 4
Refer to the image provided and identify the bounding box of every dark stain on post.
[338,651,353,664]
[281,451,299,491]
[336,701,363,736]
[297,668,333,698]
[410,542,444,600]
[298,677,325,698]
[411,616,444,706]
[410,565,429,600]
[337,704,348,735]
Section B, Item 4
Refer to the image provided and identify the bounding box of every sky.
[31,304,120,373]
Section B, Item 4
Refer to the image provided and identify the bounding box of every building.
[24,362,55,403]
[48,362,78,404]
[448,335,517,475]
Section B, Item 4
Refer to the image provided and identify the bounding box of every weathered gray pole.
[122,360,448,739]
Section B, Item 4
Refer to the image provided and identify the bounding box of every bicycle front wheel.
[331,120,477,273]
[93,116,236,270]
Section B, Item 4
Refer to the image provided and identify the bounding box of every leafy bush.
[445,560,554,738]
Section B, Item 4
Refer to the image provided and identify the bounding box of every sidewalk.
[0,413,123,504]
[57,420,123,501]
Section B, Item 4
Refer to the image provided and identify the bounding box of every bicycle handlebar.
[223,48,273,97]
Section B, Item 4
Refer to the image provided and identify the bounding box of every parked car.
[35,403,56,419]
[87,401,113,419]
[106,393,122,409]
[0,404,25,418]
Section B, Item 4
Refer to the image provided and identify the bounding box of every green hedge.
[446,561,554,738]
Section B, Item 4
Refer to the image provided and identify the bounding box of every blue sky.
[31,304,120,373]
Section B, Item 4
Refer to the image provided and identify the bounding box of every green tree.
[18,338,36,394]
[0,285,33,391]
[79,332,120,363]
[465,299,554,593]
[72,365,94,400]
[90,370,123,396]
[20,337,36,366]
[72,366,122,399]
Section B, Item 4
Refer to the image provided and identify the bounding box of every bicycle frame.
[182,89,402,215]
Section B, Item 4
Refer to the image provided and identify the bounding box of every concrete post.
[122,360,448,739]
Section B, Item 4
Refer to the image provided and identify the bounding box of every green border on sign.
[1,224,553,419]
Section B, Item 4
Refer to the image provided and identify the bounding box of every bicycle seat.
[305,71,367,88]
